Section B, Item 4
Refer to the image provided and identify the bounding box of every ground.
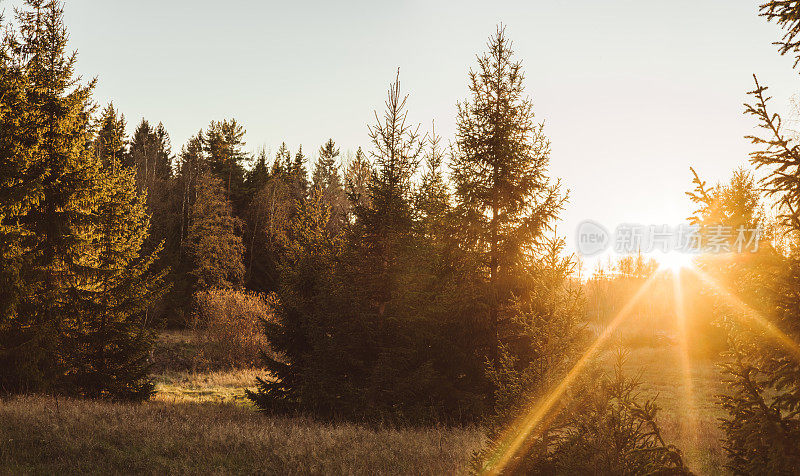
[0,332,729,475]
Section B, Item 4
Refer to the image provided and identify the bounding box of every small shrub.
[475,352,691,475]
[194,288,275,368]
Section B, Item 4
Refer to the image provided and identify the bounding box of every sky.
[4,0,798,268]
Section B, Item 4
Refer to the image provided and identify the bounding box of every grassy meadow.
[0,331,731,475]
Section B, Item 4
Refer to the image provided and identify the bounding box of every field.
[0,333,729,475]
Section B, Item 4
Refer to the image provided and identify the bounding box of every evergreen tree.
[452,26,565,363]
[355,70,423,319]
[761,1,800,69]
[164,132,207,324]
[203,118,248,209]
[1,0,164,397]
[344,146,372,215]
[128,118,173,187]
[248,187,338,413]
[312,138,347,231]
[0,14,49,392]
[93,103,126,169]
[64,136,166,399]
[288,145,309,202]
[244,175,292,293]
[0,0,101,393]
[244,147,272,199]
[414,125,449,237]
[707,75,800,474]
[186,172,245,293]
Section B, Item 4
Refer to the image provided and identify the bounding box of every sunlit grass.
[601,347,727,475]
[0,396,484,475]
[0,329,730,475]
[152,368,263,406]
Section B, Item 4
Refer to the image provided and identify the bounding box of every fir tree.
[288,145,309,202]
[244,175,292,293]
[356,69,423,319]
[128,118,173,187]
[1,0,165,397]
[452,26,565,363]
[247,187,337,413]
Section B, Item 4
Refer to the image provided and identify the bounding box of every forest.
[3,1,800,474]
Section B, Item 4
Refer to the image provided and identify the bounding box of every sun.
[655,250,695,272]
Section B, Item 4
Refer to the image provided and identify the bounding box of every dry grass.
[152,368,262,405]
[0,396,485,475]
[0,331,731,475]
[602,347,728,475]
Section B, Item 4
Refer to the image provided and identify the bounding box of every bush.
[475,352,691,475]
[194,288,275,368]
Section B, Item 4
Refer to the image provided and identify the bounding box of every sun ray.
[689,267,800,361]
[670,269,700,462]
[481,273,661,474]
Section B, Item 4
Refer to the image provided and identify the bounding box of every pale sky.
[5,0,799,266]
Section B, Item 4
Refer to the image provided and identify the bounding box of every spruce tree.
[1,0,165,397]
[355,70,423,319]
[288,145,309,202]
[706,76,800,473]
[312,138,347,231]
[344,146,372,215]
[203,119,248,209]
[186,172,245,294]
[452,26,565,363]
[128,118,173,187]
[1,0,101,393]
[0,14,50,392]
[65,117,167,399]
[93,103,126,169]
[247,187,337,413]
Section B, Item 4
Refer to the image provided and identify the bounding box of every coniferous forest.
[3,1,800,474]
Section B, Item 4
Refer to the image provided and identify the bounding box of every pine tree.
[355,70,423,319]
[761,1,800,69]
[244,174,292,293]
[414,125,449,237]
[1,0,164,397]
[128,118,173,187]
[288,145,309,202]
[707,75,800,473]
[244,147,272,199]
[452,26,565,364]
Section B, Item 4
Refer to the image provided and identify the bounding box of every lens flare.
[480,274,660,474]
